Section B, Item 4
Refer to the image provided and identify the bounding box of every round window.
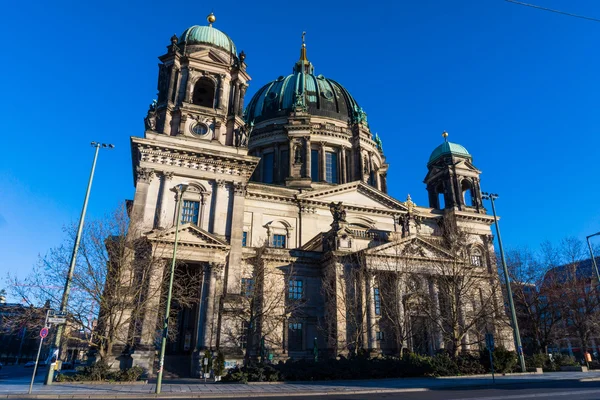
[322,90,334,99]
[191,122,209,136]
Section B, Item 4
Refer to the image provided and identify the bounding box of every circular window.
[191,122,209,136]
[322,90,334,99]
[268,92,278,100]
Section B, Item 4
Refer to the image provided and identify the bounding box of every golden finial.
[405,194,416,213]
[207,12,216,26]
[442,130,449,142]
[300,31,308,61]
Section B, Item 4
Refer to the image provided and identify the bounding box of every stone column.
[304,136,311,179]
[167,66,177,105]
[131,167,155,234]
[203,263,221,348]
[238,84,247,116]
[428,278,444,350]
[288,142,294,179]
[320,143,326,182]
[274,144,281,183]
[340,146,347,184]
[140,259,168,346]
[212,180,229,237]
[367,273,377,351]
[217,74,226,110]
[226,182,247,294]
[156,172,173,229]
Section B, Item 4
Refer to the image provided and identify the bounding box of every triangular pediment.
[365,235,454,260]
[298,182,408,211]
[147,223,229,249]
[187,49,230,65]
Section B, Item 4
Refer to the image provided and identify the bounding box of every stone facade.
[118,18,514,376]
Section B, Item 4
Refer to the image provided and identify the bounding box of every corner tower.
[424,131,484,212]
[144,12,250,146]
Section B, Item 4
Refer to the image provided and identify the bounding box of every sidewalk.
[1,371,600,399]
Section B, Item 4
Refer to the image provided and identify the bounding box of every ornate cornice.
[132,138,259,180]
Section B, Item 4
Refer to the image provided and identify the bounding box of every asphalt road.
[17,380,598,400]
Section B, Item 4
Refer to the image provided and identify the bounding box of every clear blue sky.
[1,0,599,290]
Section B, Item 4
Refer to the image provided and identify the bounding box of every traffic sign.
[48,317,66,324]
[40,327,48,338]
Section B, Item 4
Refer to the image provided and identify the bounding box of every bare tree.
[8,203,202,364]
[420,219,501,357]
[221,244,304,364]
[550,237,600,358]
[504,246,561,354]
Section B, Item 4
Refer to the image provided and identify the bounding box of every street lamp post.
[481,192,526,373]
[45,142,114,385]
[156,183,188,394]
[585,232,600,284]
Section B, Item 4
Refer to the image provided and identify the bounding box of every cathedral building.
[124,14,513,376]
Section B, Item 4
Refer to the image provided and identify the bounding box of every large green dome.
[428,141,471,166]
[178,25,237,55]
[245,55,365,124]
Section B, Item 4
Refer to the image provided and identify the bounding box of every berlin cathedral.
[121,13,513,376]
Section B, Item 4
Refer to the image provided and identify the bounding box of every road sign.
[48,317,66,324]
[40,327,48,338]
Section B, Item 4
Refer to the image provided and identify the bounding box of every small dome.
[245,69,363,124]
[428,141,471,166]
[179,25,237,55]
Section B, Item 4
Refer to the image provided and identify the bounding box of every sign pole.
[29,310,50,394]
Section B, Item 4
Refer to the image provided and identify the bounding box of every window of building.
[288,322,303,351]
[471,248,483,267]
[181,200,200,225]
[461,180,474,207]
[280,150,289,183]
[240,321,249,349]
[376,331,384,341]
[374,287,381,315]
[241,278,254,297]
[289,279,303,300]
[262,152,274,184]
[311,149,319,182]
[325,151,338,183]
[242,231,248,247]
[272,234,286,248]
[192,78,216,107]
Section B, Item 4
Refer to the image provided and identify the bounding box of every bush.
[55,362,145,382]
[481,346,517,373]
[214,352,226,377]
[222,352,491,382]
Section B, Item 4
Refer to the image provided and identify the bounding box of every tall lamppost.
[481,192,526,373]
[156,183,188,394]
[45,142,114,385]
[586,232,600,284]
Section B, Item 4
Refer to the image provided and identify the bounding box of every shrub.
[481,346,517,373]
[214,352,226,377]
[55,362,145,382]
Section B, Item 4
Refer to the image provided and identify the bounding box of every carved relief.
[233,182,247,196]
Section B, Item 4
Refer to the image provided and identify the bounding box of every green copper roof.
[179,25,237,55]
[428,141,471,166]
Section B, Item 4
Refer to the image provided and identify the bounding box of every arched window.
[192,78,216,108]
[470,247,483,267]
[461,180,474,207]
[436,183,445,209]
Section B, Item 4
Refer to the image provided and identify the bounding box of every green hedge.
[223,350,503,383]
[55,361,145,382]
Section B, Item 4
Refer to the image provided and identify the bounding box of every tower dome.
[178,18,237,55]
[427,132,471,166]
